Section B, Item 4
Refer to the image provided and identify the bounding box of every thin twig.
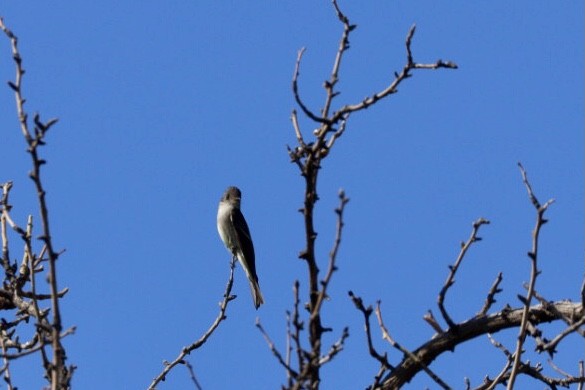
[479,272,503,316]
[291,280,303,379]
[24,215,51,368]
[423,310,444,334]
[320,0,355,121]
[438,218,490,328]
[507,163,554,390]
[285,310,293,387]
[147,257,237,390]
[0,327,75,360]
[256,318,299,378]
[292,48,327,124]
[0,334,14,390]
[313,190,349,316]
[318,326,349,365]
[348,291,392,389]
[541,317,585,356]
[375,302,451,390]
[0,18,70,389]
[484,334,513,390]
[330,24,457,124]
[348,292,392,370]
[183,360,203,390]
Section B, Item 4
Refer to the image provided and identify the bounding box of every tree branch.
[507,163,554,389]
[147,257,237,390]
[380,301,583,389]
[0,18,71,389]
[437,218,490,328]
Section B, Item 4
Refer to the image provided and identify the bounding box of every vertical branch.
[320,0,356,120]
[0,18,71,389]
[312,190,349,317]
[437,218,490,328]
[507,163,554,389]
[25,221,51,368]
[284,2,456,389]
[291,280,304,381]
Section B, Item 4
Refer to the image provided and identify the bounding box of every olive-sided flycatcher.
[217,186,264,309]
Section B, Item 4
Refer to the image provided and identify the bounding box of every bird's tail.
[248,278,264,310]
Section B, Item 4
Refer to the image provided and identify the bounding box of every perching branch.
[147,257,237,390]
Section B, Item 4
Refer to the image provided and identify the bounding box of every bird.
[217,186,264,309]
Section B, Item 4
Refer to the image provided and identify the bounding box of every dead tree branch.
[349,165,584,389]
[375,302,451,390]
[507,163,555,389]
[147,257,237,390]
[380,301,583,389]
[438,218,490,329]
[280,1,456,388]
[0,17,73,390]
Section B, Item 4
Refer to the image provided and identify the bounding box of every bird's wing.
[230,207,258,279]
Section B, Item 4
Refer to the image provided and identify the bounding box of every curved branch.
[330,25,457,124]
[437,218,490,328]
[379,301,583,389]
[147,257,237,390]
[292,48,329,124]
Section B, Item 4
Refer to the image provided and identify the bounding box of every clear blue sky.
[0,2,583,389]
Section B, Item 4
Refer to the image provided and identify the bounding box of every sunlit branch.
[507,163,554,390]
[147,257,237,390]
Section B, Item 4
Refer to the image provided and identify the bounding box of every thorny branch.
[147,257,237,390]
[0,17,74,390]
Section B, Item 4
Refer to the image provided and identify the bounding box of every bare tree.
[0,19,74,390]
[350,165,584,389]
[1,2,582,390]
[255,1,584,389]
